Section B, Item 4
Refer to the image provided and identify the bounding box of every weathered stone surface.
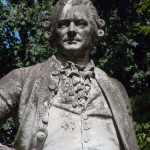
[0,0,139,150]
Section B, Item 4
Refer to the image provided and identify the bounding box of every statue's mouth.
[67,41,79,44]
[63,39,81,42]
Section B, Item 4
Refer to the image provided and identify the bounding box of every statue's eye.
[57,20,70,28]
[75,20,88,27]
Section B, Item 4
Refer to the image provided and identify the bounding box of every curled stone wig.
[43,0,105,45]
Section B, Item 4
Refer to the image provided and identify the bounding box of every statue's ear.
[91,29,104,44]
[44,31,51,40]
[97,29,104,37]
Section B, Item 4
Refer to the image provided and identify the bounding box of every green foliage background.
[0,0,150,149]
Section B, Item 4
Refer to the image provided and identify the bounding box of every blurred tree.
[0,0,56,78]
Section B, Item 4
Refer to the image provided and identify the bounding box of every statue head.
[43,0,105,56]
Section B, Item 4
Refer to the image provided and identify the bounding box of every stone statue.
[0,0,139,149]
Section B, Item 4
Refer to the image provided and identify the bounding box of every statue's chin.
[58,41,90,57]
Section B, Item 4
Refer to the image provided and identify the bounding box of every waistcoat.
[43,61,121,150]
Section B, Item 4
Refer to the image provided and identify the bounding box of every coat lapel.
[14,56,62,150]
[29,56,62,149]
[95,67,136,150]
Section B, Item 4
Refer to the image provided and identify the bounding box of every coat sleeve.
[0,69,24,149]
[110,78,140,149]
[110,78,133,121]
[0,143,15,150]
[0,69,23,123]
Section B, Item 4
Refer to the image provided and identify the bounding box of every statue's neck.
[55,52,90,66]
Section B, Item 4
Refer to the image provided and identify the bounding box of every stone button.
[85,85,90,93]
[42,116,49,124]
[83,136,90,143]
[72,102,78,108]
[49,84,56,91]
[69,92,74,96]
[52,70,60,76]
[84,124,90,131]
[37,132,46,141]
[44,101,48,107]
[83,114,89,120]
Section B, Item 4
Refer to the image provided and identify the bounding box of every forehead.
[59,5,89,20]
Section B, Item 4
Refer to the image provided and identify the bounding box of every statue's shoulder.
[95,67,132,113]
[94,67,125,89]
[94,66,129,100]
[0,60,46,83]
[11,56,57,80]
[11,61,44,78]
[94,67,109,80]
[2,56,59,82]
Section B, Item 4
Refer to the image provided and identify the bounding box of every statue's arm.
[0,69,23,150]
[0,143,15,150]
[111,78,139,148]
[111,78,133,121]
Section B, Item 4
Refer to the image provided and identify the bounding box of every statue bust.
[0,0,139,150]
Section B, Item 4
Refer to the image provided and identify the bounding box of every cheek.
[56,30,66,38]
[82,30,92,41]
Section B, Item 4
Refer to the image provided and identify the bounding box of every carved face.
[56,5,92,56]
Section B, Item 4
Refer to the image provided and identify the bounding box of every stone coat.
[0,56,139,150]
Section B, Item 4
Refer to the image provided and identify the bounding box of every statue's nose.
[67,22,76,37]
